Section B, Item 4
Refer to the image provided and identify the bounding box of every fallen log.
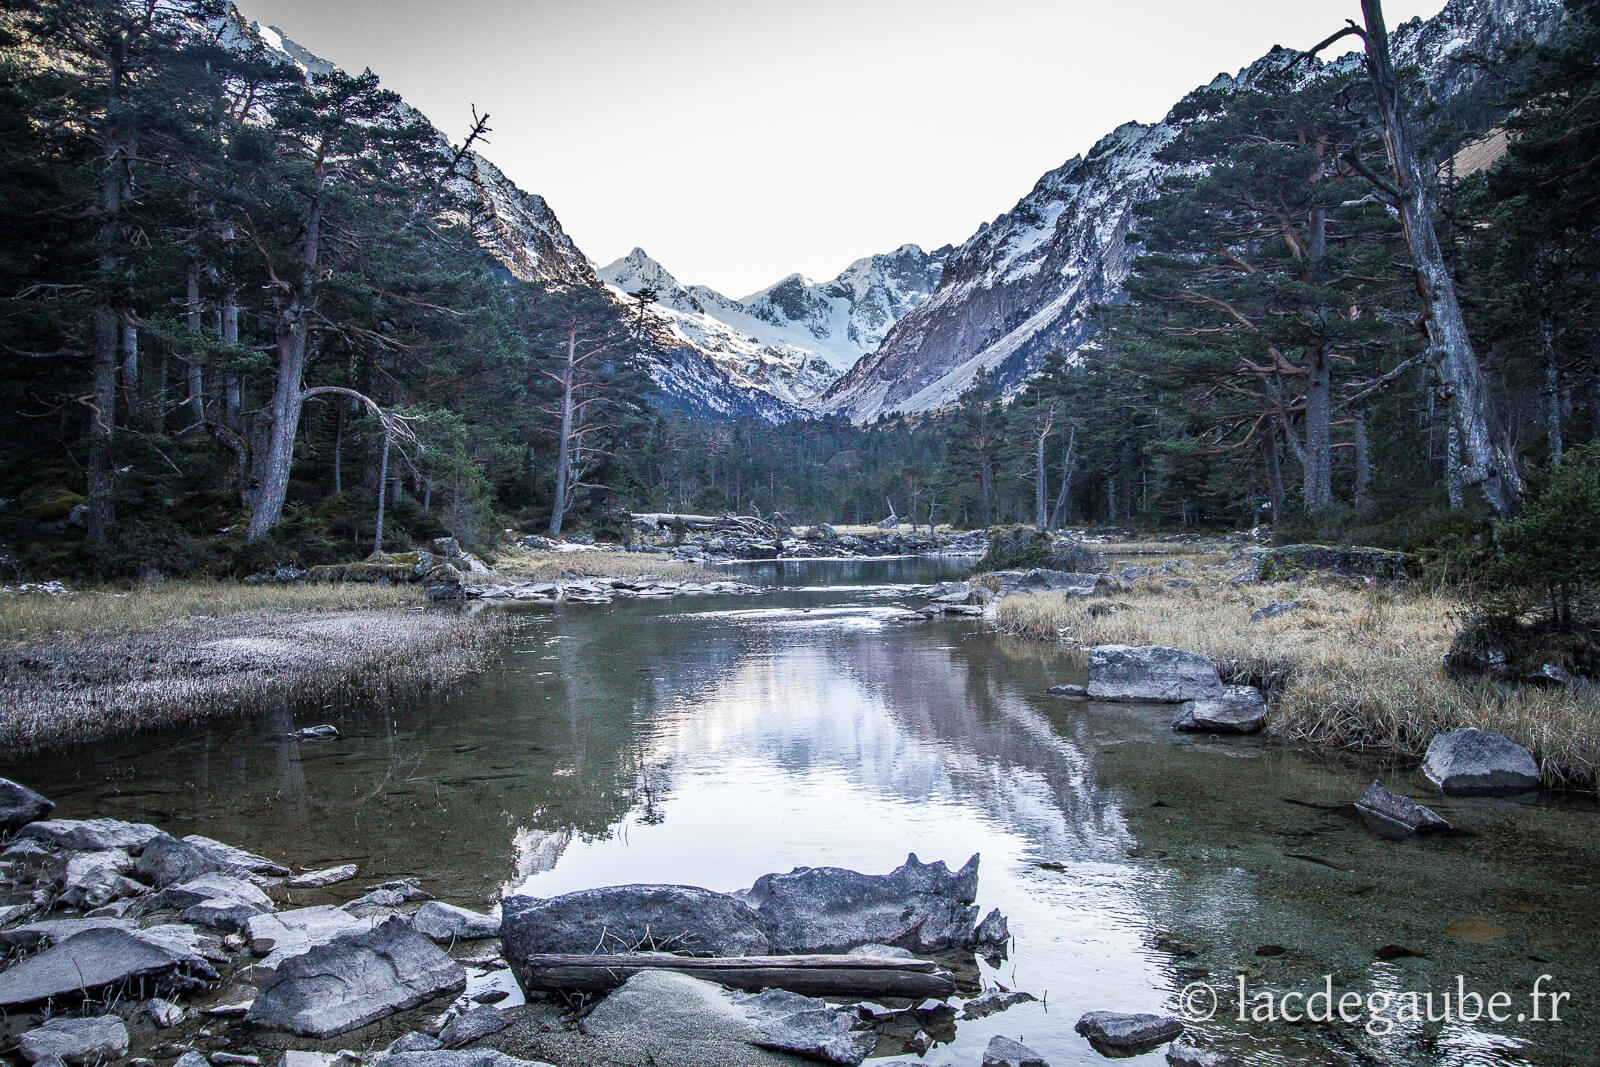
[509,952,956,1000]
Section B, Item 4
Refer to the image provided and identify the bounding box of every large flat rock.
[0,925,217,1007]
[17,1015,128,1065]
[1087,645,1224,703]
[246,905,386,975]
[247,916,465,1037]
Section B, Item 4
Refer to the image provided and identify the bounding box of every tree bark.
[87,309,119,545]
[183,264,205,429]
[1358,0,1519,517]
[1353,413,1372,506]
[1542,328,1562,464]
[372,419,392,555]
[1446,421,1465,510]
[548,325,577,537]
[1050,425,1076,530]
[1305,344,1333,509]
[1264,425,1285,521]
[246,139,326,541]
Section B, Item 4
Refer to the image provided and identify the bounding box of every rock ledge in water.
[1075,1010,1184,1051]
[1355,781,1451,838]
[1087,646,1224,703]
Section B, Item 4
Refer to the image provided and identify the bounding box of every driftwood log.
[510,952,956,999]
[631,512,783,538]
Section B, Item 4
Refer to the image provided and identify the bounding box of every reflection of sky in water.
[7,557,1593,1067]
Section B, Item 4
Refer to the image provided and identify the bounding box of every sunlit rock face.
[816,0,1568,422]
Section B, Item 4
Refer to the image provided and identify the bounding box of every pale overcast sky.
[232,0,1448,298]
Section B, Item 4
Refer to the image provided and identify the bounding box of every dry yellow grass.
[0,580,425,644]
[488,545,718,583]
[996,578,1600,791]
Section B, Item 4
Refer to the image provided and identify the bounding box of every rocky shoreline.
[0,784,1228,1067]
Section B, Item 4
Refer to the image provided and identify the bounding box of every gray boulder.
[246,916,465,1037]
[59,848,144,908]
[981,1035,1049,1067]
[17,1015,129,1065]
[438,1006,511,1048]
[1421,728,1541,796]
[158,872,274,911]
[1250,601,1300,623]
[1172,686,1268,734]
[136,834,286,887]
[501,884,769,963]
[246,905,386,976]
[1087,646,1224,703]
[146,997,186,1028]
[171,875,276,931]
[974,908,1010,952]
[1166,1037,1245,1067]
[740,853,980,954]
[0,925,217,1007]
[20,818,166,853]
[1355,782,1452,839]
[1075,1011,1184,1051]
[1017,570,1109,596]
[0,778,54,833]
[413,901,500,942]
[581,970,844,1067]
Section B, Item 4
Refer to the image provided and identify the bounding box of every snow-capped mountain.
[818,0,1567,421]
[598,250,838,408]
[598,245,948,412]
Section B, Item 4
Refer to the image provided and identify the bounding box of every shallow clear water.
[9,557,1599,1066]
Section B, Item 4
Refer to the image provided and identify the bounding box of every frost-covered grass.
[0,580,425,643]
[488,545,717,583]
[996,579,1600,792]
[0,606,507,754]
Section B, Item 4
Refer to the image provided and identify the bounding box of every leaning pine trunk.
[1359,0,1518,517]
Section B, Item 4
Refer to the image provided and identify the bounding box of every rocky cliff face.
[817,0,1568,422]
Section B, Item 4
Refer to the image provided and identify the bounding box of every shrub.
[1487,446,1600,631]
[979,526,1100,572]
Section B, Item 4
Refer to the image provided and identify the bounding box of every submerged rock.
[17,1015,128,1065]
[981,1035,1049,1066]
[247,916,465,1038]
[0,925,217,1007]
[1354,782,1452,839]
[1075,1011,1183,1052]
[739,853,980,954]
[1086,646,1224,703]
[501,884,770,961]
[0,778,54,833]
[961,989,1039,1020]
[1421,728,1541,796]
[1166,1037,1245,1067]
[1172,686,1267,734]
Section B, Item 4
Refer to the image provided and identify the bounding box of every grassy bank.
[995,578,1600,792]
[0,581,504,754]
[0,579,425,643]
[487,545,719,583]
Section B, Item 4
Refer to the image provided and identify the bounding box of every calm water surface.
[9,558,1599,1066]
